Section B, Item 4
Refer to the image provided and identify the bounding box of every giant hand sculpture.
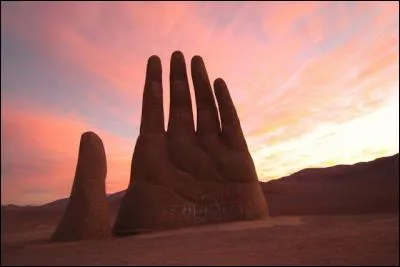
[114,51,269,235]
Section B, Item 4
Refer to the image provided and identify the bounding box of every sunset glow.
[1,1,399,205]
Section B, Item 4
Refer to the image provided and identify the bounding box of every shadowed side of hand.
[113,51,269,236]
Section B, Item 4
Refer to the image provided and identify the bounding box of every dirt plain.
[1,210,398,266]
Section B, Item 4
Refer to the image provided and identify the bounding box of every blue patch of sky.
[293,2,380,62]
[1,33,139,140]
[194,1,269,44]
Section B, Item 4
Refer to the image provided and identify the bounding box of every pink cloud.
[1,101,134,205]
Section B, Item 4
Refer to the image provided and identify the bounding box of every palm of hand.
[114,52,268,235]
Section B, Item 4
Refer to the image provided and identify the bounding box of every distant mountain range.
[262,153,399,215]
[2,153,398,216]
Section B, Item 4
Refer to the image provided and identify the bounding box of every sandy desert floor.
[1,213,399,266]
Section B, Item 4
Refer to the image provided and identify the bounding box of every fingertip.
[80,131,105,151]
[81,131,101,141]
[171,50,185,60]
[192,55,202,60]
[214,78,226,89]
[214,78,232,105]
[170,50,188,81]
[191,55,204,66]
[148,55,161,65]
[146,55,162,83]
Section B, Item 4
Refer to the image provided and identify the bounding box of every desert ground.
[1,211,398,266]
[2,154,398,265]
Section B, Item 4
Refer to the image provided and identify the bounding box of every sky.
[1,1,399,206]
